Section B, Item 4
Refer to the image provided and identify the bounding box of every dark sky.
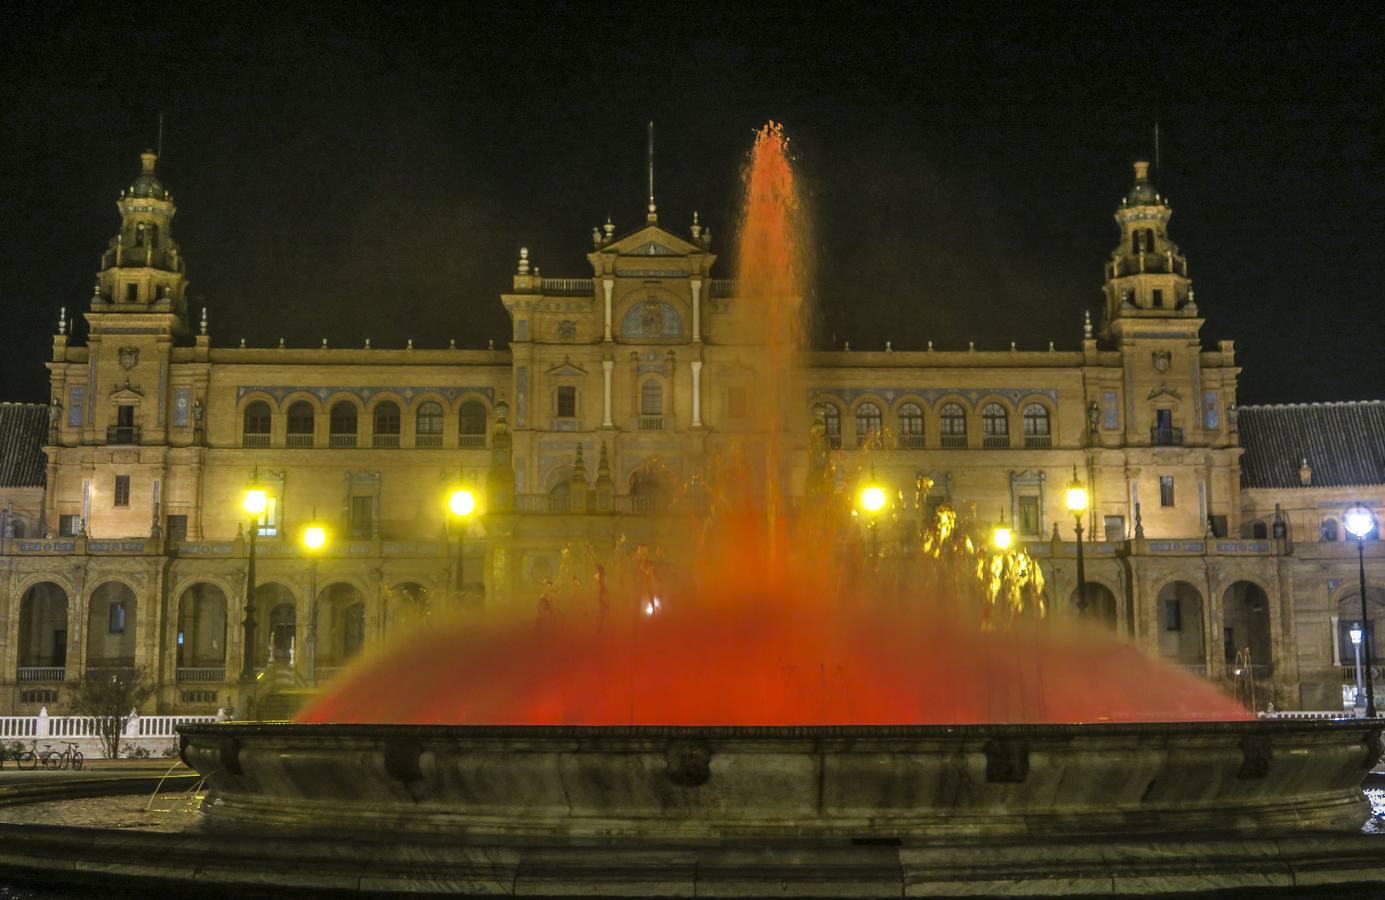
[1,3,1381,404]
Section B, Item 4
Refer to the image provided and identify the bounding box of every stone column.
[601,359,614,428]
[603,279,614,342]
[690,279,702,343]
[690,361,703,428]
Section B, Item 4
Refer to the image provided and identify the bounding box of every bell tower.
[93,150,189,325]
[1099,160,1196,342]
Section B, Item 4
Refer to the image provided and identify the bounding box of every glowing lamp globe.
[1351,625,1363,647]
[992,525,1013,551]
[449,488,477,518]
[1065,467,1088,514]
[302,525,327,552]
[860,485,887,514]
[1344,505,1376,541]
[242,487,268,516]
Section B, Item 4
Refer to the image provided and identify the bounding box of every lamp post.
[1350,625,1366,715]
[858,471,887,564]
[1344,504,1377,717]
[448,487,477,601]
[301,521,328,687]
[237,480,268,718]
[1066,465,1089,617]
[992,513,1013,552]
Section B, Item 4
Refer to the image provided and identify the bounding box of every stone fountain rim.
[179,717,1378,740]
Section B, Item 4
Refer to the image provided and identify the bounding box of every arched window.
[940,403,967,448]
[855,402,882,448]
[415,401,443,448]
[286,401,314,447]
[242,401,271,447]
[981,403,1009,448]
[898,403,924,449]
[458,400,487,448]
[1022,403,1051,448]
[373,401,401,448]
[329,402,358,448]
[814,403,842,449]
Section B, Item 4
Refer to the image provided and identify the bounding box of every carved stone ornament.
[118,346,140,370]
[1152,349,1171,373]
[641,301,663,336]
[558,320,577,341]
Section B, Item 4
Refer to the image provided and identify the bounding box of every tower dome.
[128,150,168,200]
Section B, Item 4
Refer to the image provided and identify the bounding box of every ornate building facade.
[0,152,1381,716]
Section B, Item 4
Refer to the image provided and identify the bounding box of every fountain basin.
[180,719,1381,842]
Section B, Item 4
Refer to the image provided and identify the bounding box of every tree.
[72,668,156,759]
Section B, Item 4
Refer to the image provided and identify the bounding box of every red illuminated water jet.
[298,124,1250,727]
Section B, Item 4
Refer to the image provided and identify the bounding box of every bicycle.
[38,741,83,771]
[2,744,39,771]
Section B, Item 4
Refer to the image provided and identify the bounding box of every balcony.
[287,433,314,448]
[983,434,1009,449]
[826,434,842,450]
[176,666,226,683]
[106,425,140,445]
[898,434,925,450]
[17,666,66,682]
[1150,426,1184,446]
[242,433,271,448]
[638,415,666,432]
[940,433,967,449]
[329,433,358,448]
[458,434,487,449]
[1024,434,1052,449]
[373,434,400,449]
[415,434,443,449]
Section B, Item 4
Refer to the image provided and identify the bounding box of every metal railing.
[328,433,357,448]
[373,434,400,449]
[16,667,66,682]
[1024,434,1052,449]
[940,433,967,449]
[458,434,486,449]
[241,433,271,448]
[1150,426,1184,446]
[106,425,139,444]
[415,434,443,449]
[898,434,925,450]
[286,433,314,448]
[826,434,842,450]
[638,415,665,432]
[176,667,226,683]
[709,279,738,298]
[982,434,1009,449]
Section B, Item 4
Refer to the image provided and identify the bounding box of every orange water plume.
[297,124,1251,727]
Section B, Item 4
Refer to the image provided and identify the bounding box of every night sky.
[1,4,1381,405]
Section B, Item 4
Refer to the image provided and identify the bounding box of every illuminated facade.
[0,151,1381,717]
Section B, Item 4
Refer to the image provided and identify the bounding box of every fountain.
[162,125,1384,894]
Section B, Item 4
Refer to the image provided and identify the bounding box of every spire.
[93,149,188,328]
[646,121,657,223]
[1100,157,1193,339]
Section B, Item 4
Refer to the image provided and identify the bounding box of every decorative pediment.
[546,359,587,377]
[109,380,144,402]
[1147,383,1183,402]
[599,224,701,258]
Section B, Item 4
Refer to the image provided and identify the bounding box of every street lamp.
[858,472,887,563]
[237,479,268,717]
[1066,465,1089,617]
[1344,503,1377,717]
[301,521,329,686]
[992,514,1013,552]
[1350,624,1366,715]
[448,486,477,600]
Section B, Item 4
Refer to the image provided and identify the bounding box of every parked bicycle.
[0,744,39,770]
[38,741,84,771]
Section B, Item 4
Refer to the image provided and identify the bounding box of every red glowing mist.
[297,124,1250,727]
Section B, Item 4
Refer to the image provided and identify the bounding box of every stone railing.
[0,710,219,758]
[16,667,66,683]
[176,667,226,683]
[540,277,594,295]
